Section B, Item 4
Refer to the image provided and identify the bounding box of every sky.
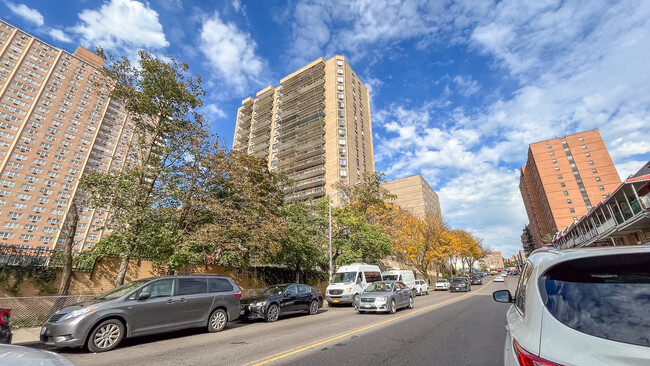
[2,0,649,256]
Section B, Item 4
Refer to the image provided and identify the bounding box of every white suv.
[493,245,650,365]
[414,280,429,295]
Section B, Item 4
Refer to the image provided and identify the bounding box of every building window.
[547,144,552,149]
[337,76,343,83]
[338,139,346,146]
[570,208,575,213]
[563,191,569,196]
[340,170,347,177]
[558,174,563,179]
[582,145,587,149]
[550,151,555,156]
[337,59,343,66]
[560,182,566,188]
[578,137,584,142]
[585,152,591,157]
[555,167,560,171]
[588,160,594,165]
[595,177,601,182]
[599,186,604,191]
[566,199,572,204]
[339,159,346,166]
[552,159,557,164]
[592,168,597,173]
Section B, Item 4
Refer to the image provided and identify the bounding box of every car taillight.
[0,309,10,325]
[235,293,241,298]
[513,339,563,366]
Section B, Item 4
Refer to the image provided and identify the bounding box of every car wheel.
[208,309,227,332]
[309,300,319,315]
[408,296,414,309]
[266,303,280,322]
[87,319,124,353]
[390,299,397,314]
[426,290,430,295]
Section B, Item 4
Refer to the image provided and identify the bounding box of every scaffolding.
[233,99,254,152]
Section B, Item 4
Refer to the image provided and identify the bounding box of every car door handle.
[178,298,187,303]
[505,325,509,332]
[167,299,175,304]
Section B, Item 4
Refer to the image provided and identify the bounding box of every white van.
[326,263,382,306]
[381,268,416,290]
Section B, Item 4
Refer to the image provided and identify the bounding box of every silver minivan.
[40,275,241,352]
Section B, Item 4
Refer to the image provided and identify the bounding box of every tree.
[521,226,536,254]
[273,202,328,283]
[58,203,78,296]
[541,233,554,246]
[335,171,396,225]
[455,230,484,272]
[82,50,206,286]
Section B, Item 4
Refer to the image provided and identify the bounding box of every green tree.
[82,50,205,286]
[521,225,536,255]
[330,204,392,266]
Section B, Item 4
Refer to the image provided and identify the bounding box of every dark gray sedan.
[356,281,414,314]
[40,275,241,352]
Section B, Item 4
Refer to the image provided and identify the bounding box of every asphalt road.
[39,277,518,366]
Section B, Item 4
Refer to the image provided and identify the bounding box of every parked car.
[434,279,450,291]
[413,279,429,295]
[40,274,241,353]
[449,277,471,292]
[493,246,650,366]
[381,268,416,291]
[0,344,75,365]
[326,263,382,306]
[240,283,323,322]
[356,281,414,314]
[470,275,482,285]
[0,309,11,344]
[494,275,505,282]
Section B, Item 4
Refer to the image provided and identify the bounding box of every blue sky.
[3,0,650,256]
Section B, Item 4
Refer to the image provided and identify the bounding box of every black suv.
[470,275,482,285]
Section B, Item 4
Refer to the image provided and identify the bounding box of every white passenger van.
[325,263,382,306]
[381,268,416,290]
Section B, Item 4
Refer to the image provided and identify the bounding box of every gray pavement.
[29,277,518,366]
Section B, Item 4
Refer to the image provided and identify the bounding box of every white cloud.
[72,0,168,55]
[199,11,268,95]
[453,75,481,97]
[203,103,227,119]
[48,28,73,43]
[4,1,44,26]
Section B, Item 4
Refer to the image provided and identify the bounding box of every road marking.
[245,279,495,366]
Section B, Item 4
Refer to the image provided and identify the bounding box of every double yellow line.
[245,279,494,366]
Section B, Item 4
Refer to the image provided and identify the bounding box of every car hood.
[327,283,355,289]
[57,299,111,314]
[241,294,275,305]
[0,344,75,366]
[360,291,392,299]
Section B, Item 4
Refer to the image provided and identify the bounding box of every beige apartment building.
[481,251,504,270]
[0,21,137,250]
[233,56,374,202]
[520,129,621,248]
[382,174,440,217]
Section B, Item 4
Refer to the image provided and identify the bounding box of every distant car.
[449,277,471,292]
[0,344,75,365]
[470,275,482,285]
[434,279,450,291]
[41,275,241,352]
[490,270,499,275]
[413,280,429,295]
[494,275,505,282]
[357,281,414,314]
[493,246,650,366]
[240,283,323,322]
[0,309,11,344]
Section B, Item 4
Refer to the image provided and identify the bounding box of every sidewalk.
[10,326,41,344]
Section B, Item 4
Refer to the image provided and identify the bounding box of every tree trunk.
[58,203,79,296]
[295,264,300,283]
[114,254,130,287]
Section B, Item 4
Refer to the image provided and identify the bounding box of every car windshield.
[95,279,150,300]
[436,280,447,283]
[451,278,465,283]
[365,282,393,292]
[258,285,288,296]
[382,275,398,281]
[332,272,356,283]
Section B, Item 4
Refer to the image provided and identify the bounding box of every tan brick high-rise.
[0,21,137,250]
[519,129,621,248]
[382,174,440,218]
[233,56,374,202]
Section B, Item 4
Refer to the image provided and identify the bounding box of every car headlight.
[254,301,267,307]
[343,288,351,294]
[60,306,98,321]
[376,296,387,303]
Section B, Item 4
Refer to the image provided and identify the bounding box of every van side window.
[286,284,298,294]
[356,272,362,284]
[141,279,174,299]
[177,278,208,295]
[298,284,311,293]
[208,278,233,293]
[364,271,381,283]
[514,262,534,315]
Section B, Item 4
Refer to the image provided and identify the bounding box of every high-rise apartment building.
[519,129,621,247]
[382,174,440,218]
[0,20,136,250]
[233,56,374,202]
[481,251,504,271]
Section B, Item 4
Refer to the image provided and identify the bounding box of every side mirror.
[493,290,514,303]
[284,291,292,297]
[138,291,151,301]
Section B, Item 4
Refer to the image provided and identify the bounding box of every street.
[36,278,517,366]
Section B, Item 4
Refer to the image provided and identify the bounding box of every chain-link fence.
[0,295,98,329]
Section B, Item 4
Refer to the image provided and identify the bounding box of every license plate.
[333,299,339,303]
[40,326,46,335]
[363,304,371,308]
